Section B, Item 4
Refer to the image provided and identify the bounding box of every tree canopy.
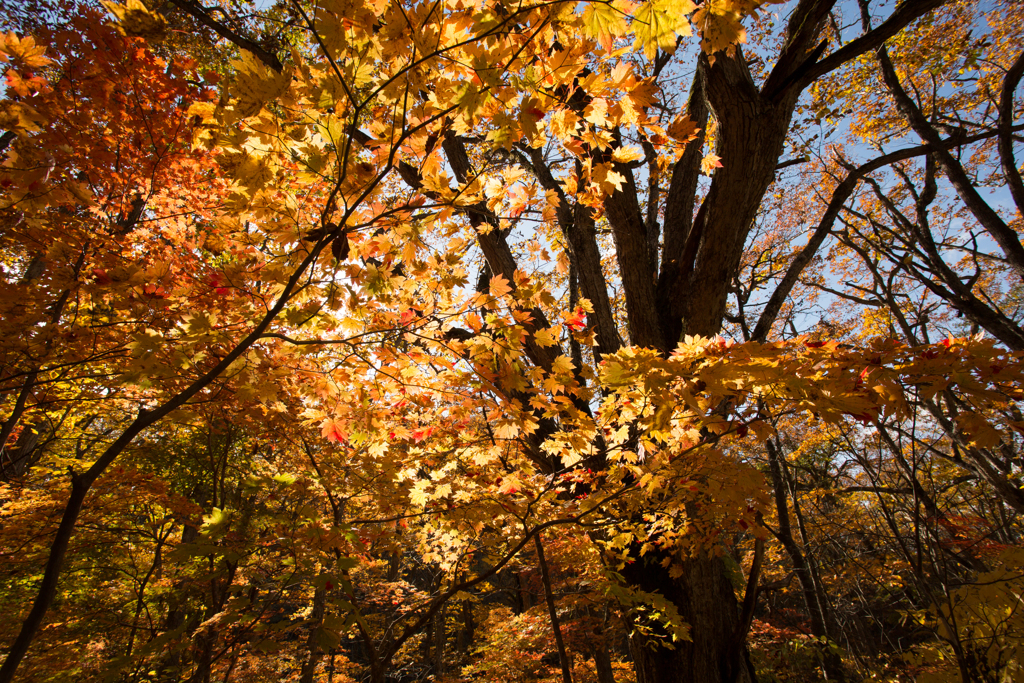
[1,0,1023,681]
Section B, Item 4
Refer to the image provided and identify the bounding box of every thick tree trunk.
[622,553,754,683]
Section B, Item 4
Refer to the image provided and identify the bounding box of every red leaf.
[567,305,587,332]
[322,419,347,443]
[92,268,113,285]
[411,426,435,442]
[207,274,230,295]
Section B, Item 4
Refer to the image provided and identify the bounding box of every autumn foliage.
[2,0,1024,682]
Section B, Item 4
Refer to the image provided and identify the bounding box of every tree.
[2,0,1024,682]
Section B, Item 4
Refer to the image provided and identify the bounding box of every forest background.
[1,0,1023,681]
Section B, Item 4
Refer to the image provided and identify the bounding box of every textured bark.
[680,50,798,340]
[300,586,328,683]
[592,638,617,683]
[433,600,446,677]
[657,75,709,349]
[521,146,623,358]
[622,552,754,683]
[602,145,664,350]
[998,49,1024,216]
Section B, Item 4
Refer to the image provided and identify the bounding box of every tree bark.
[300,585,328,683]
[622,553,755,683]
[592,641,617,683]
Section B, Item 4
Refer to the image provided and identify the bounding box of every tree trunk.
[593,642,617,683]
[622,553,754,683]
[300,585,328,683]
[433,600,446,677]
[536,534,573,683]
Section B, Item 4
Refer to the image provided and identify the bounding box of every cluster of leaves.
[2,0,1024,682]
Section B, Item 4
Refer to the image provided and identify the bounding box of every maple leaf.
[628,78,660,108]
[956,413,1002,449]
[207,274,231,296]
[550,109,581,141]
[593,162,627,194]
[0,32,50,68]
[632,0,695,58]
[101,0,167,38]
[551,355,575,375]
[493,421,520,440]
[488,274,513,299]
[612,146,645,163]
[0,101,46,136]
[498,476,521,495]
[700,152,723,175]
[411,426,435,442]
[229,49,289,118]
[321,418,348,443]
[409,480,430,506]
[583,0,631,52]
[667,115,701,143]
[533,328,559,347]
[692,0,747,59]
[566,306,588,332]
[92,268,113,286]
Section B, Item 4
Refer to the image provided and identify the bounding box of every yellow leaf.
[534,328,558,347]
[956,413,1002,449]
[583,0,630,52]
[489,274,513,299]
[551,354,575,375]
[700,152,723,175]
[691,0,778,59]
[101,0,167,38]
[493,421,520,440]
[230,49,289,118]
[550,109,580,140]
[628,78,660,108]
[612,145,645,163]
[0,32,50,67]
[0,101,45,136]
[409,480,430,506]
[593,162,626,193]
[632,0,695,58]
[584,98,610,127]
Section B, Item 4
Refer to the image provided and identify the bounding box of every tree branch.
[166,0,283,72]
